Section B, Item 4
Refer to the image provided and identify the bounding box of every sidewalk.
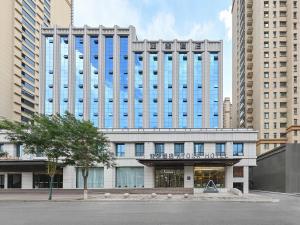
[0,192,279,203]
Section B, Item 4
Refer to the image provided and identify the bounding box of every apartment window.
[194,143,204,156]
[294,1,297,8]
[280,102,287,108]
[294,98,298,104]
[274,122,277,129]
[233,167,244,178]
[294,108,298,115]
[264,112,269,119]
[174,143,184,156]
[264,1,269,7]
[264,82,269,88]
[280,112,287,118]
[264,92,269,99]
[264,144,269,150]
[274,102,277,109]
[264,72,269,78]
[280,123,287,128]
[216,143,225,156]
[274,112,277,119]
[264,62,269,68]
[274,133,277,138]
[264,133,269,139]
[233,143,244,156]
[280,82,287,87]
[155,143,164,155]
[264,42,269,48]
[264,11,269,17]
[264,22,269,28]
[264,52,269,58]
[264,32,269,38]
[116,144,125,157]
[264,102,269,109]
[264,123,269,129]
[135,143,144,157]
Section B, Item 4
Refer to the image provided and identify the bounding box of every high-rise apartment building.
[223,97,232,128]
[0,0,72,123]
[232,0,300,154]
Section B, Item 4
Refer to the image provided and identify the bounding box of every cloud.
[218,6,232,40]
[74,0,214,41]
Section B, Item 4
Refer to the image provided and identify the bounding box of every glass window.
[179,54,188,128]
[90,36,99,126]
[155,143,164,154]
[164,53,173,128]
[135,143,144,157]
[116,144,125,157]
[119,37,128,128]
[194,53,202,128]
[134,53,143,128]
[105,36,114,128]
[76,167,104,188]
[174,143,184,156]
[60,36,69,115]
[194,143,204,156]
[116,167,144,188]
[45,36,54,115]
[233,143,244,156]
[233,167,244,177]
[209,53,219,128]
[149,53,158,128]
[216,143,225,156]
[75,36,84,119]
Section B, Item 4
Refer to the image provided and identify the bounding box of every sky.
[74,0,233,99]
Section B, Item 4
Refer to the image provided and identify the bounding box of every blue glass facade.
[209,53,219,128]
[45,36,54,115]
[60,36,68,114]
[149,53,158,128]
[119,37,128,128]
[75,36,84,119]
[179,54,188,128]
[164,54,172,128]
[134,53,143,128]
[194,53,202,128]
[104,37,114,128]
[90,37,99,127]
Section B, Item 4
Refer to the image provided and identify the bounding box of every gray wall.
[251,144,300,193]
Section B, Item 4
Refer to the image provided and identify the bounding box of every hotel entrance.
[194,166,225,188]
[155,167,184,188]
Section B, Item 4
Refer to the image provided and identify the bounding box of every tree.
[0,114,70,200]
[61,113,115,200]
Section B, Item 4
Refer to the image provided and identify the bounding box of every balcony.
[246,89,253,96]
[247,71,253,78]
[247,63,253,70]
[247,98,253,105]
[247,27,253,35]
[247,45,253,52]
[247,0,253,8]
[247,80,253,87]
[247,36,253,44]
[247,107,253,113]
[247,54,253,61]
[247,10,253,17]
[247,116,253,122]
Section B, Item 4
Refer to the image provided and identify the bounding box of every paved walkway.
[0,191,279,202]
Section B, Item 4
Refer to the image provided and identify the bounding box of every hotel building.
[0,26,257,193]
[232,0,300,155]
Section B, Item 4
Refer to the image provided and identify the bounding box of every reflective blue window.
[194,143,204,156]
[164,54,172,128]
[105,37,114,128]
[90,37,99,127]
[116,144,125,157]
[216,143,225,156]
[60,36,68,114]
[210,53,219,128]
[149,53,158,128]
[194,54,203,128]
[119,37,128,128]
[134,53,143,128]
[179,54,188,128]
[233,143,244,156]
[174,143,184,156]
[75,36,84,119]
[45,36,54,115]
[155,143,164,154]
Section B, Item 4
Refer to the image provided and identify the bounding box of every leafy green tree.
[61,113,115,200]
[0,115,70,200]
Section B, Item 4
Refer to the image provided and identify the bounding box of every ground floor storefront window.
[33,172,63,188]
[194,166,225,188]
[0,175,4,188]
[116,167,144,188]
[7,174,21,188]
[76,167,104,188]
[155,167,184,188]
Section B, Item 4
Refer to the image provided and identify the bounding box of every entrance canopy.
[0,160,63,172]
[137,158,240,167]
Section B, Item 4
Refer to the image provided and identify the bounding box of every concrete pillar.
[4,173,8,189]
[21,172,33,189]
[144,166,154,188]
[165,143,173,155]
[63,166,76,189]
[226,142,233,157]
[104,167,115,188]
[204,143,215,155]
[184,166,194,188]
[144,142,154,157]
[126,143,135,158]
[243,166,249,194]
[225,166,233,190]
[185,142,193,155]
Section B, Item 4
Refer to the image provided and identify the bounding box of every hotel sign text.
[149,153,228,160]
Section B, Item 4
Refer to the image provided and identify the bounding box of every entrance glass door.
[0,175,4,189]
[7,174,21,188]
[155,167,184,188]
[194,167,225,188]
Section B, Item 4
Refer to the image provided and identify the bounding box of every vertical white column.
[225,166,233,191]
[4,173,8,189]
[184,166,194,188]
[165,143,173,155]
[144,166,154,188]
[226,142,233,157]
[243,166,249,194]
[144,142,154,158]
[63,166,76,189]
[185,142,194,155]
[21,172,33,189]
[104,167,115,188]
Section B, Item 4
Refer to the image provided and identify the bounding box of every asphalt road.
[0,192,299,225]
